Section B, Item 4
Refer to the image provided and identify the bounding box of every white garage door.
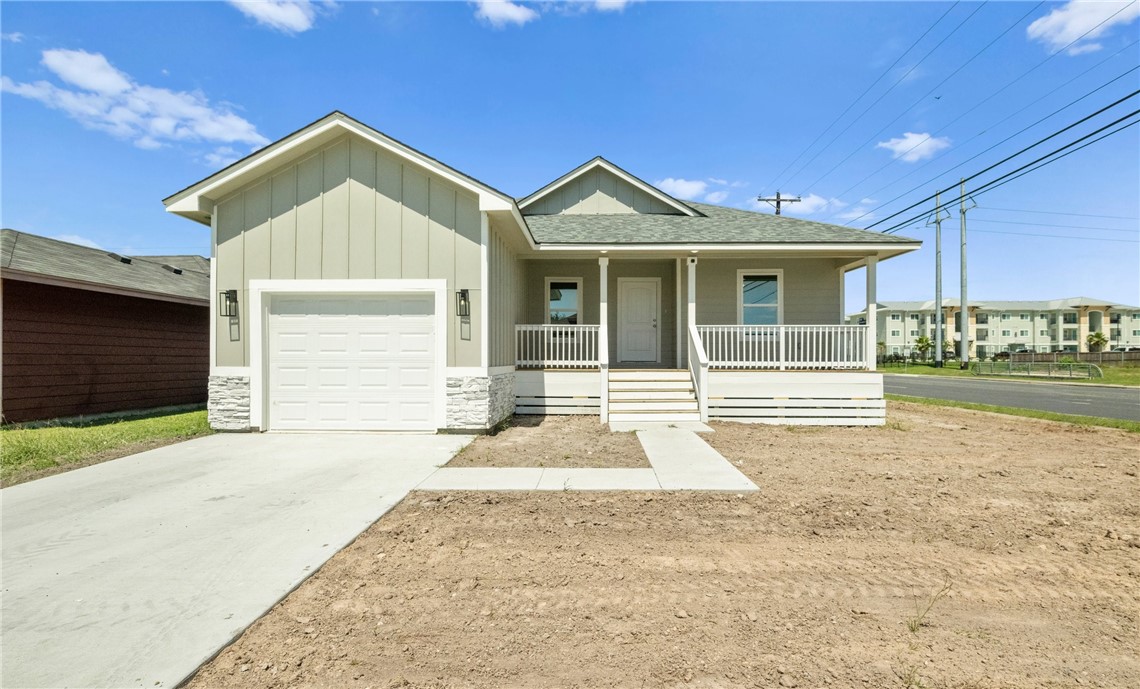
[266,294,437,431]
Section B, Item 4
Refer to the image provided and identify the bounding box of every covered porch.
[511,253,884,425]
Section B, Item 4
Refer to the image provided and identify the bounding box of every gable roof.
[523,201,919,246]
[164,111,519,225]
[518,157,702,217]
[1,229,209,304]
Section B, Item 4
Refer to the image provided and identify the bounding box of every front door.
[618,278,660,363]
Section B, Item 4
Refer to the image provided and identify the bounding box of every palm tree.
[914,335,933,361]
[1086,331,1108,353]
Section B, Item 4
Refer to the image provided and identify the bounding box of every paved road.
[884,374,1140,421]
[1,433,470,689]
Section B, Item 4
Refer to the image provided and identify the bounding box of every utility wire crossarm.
[756,191,802,215]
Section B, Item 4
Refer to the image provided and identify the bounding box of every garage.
[265,293,438,431]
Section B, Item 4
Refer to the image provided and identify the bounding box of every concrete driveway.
[1,432,470,689]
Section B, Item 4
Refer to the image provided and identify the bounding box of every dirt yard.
[446,414,649,468]
[188,402,1139,689]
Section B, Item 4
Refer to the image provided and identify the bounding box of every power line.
[976,206,1139,220]
[827,2,1140,210]
[843,45,1135,223]
[879,115,1140,234]
[774,2,987,191]
[970,218,1139,233]
[760,2,962,193]
[796,1,1046,192]
[864,91,1139,231]
[954,228,1137,243]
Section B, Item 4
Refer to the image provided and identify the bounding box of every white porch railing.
[687,324,709,422]
[516,325,601,369]
[697,325,869,370]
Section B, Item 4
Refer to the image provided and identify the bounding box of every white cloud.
[2,49,269,153]
[654,177,708,200]
[2,32,23,43]
[708,177,728,186]
[594,0,635,11]
[228,0,319,33]
[52,234,103,249]
[204,146,242,167]
[875,132,951,163]
[704,190,729,204]
[747,193,846,215]
[474,1,539,27]
[1027,0,1140,55]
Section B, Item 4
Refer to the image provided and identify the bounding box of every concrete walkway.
[419,425,757,492]
[1,433,470,689]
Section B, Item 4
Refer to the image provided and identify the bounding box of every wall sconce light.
[219,290,239,317]
[456,289,471,318]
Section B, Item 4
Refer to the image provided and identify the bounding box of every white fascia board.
[165,116,515,219]
[1,270,208,307]
[534,243,921,255]
[518,158,699,217]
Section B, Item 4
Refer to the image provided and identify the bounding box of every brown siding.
[2,279,209,423]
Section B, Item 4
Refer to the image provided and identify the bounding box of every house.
[1,230,210,423]
[850,298,1140,357]
[163,112,920,433]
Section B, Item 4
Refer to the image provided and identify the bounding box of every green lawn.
[1,410,212,486]
[881,361,1140,386]
[886,394,1140,433]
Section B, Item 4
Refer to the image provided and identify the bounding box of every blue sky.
[2,1,1138,314]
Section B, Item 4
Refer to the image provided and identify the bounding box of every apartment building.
[848,297,1140,357]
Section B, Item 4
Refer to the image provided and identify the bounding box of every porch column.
[598,256,610,423]
[866,256,878,371]
[687,256,697,326]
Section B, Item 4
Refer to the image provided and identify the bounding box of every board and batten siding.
[214,134,483,368]
[694,258,844,326]
[487,218,526,368]
[524,168,681,216]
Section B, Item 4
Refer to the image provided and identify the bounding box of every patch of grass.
[907,579,953,634]
[1,410,211,486]
[886,394,1140,433]
[893,664,928,688]
[884,361,1140,386]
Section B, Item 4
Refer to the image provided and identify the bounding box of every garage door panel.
[267,293,437,431]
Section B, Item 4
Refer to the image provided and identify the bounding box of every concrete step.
[609,370,690,382]
[609,380,693,392]
[609,390,696,401]
[610,400,699,412]
[607,411,702,422]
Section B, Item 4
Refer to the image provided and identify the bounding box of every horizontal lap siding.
[2,280,208,423]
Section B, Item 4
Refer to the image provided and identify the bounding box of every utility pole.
[958,178,972,369]
[757,191,802,215]
[930,191,948,368]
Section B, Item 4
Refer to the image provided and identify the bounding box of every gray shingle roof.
[1,230,209,302]
[522,202,919,245]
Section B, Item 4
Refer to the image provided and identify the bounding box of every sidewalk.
[418,425,758,492]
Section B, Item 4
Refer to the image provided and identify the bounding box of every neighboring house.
[849,297,1140,357]
[164,112,919,432]
[1,230,210,423]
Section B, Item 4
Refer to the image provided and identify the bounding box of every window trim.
[736,269,784,326]
[544,277,584,325]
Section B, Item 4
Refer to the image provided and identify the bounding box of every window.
[545,278,582,325]
[739,272,780,325]
[1063,328,1079,341]
[976,313,989,325]
[1063,313,1078,324]
[909,313,919,320]
[1001,313,1010,320]
[1134,330,1140,337]
[1110,329,1121,339]
[1001,330,1011,337]
[977,329,988,341]
[1019,330,1029,337]
[1039,330,1048,337]
[1109,313,1121,324]
[1020,313,1029,320]
[891,313,901,321]
[890,330,901,337]
[910,330,919,337]
[1133,313,1140,320]
[1039,313,1048,320]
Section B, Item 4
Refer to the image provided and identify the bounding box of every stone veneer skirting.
[208,375,251,431]
[446,371,516,431]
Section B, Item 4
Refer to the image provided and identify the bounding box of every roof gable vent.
[108,252,132,264]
